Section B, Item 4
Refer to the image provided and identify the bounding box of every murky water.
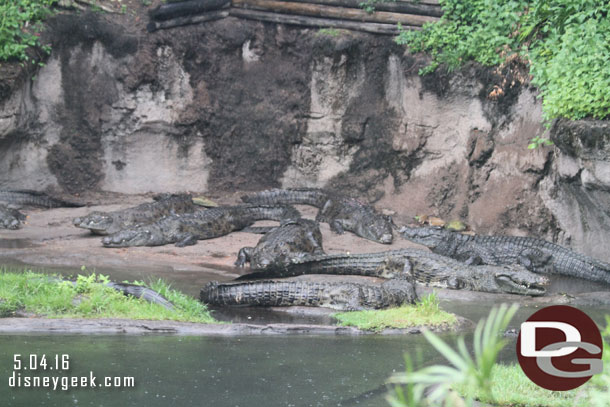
[0,334,519,407]
[0,261,608,406]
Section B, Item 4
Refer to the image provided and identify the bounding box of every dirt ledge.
[0,316,472,336]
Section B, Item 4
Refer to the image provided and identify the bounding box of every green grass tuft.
[453,363,591,406]
[333,293,458,332]
[0,268,215,323]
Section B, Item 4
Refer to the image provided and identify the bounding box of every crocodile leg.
[235,247,254,267]
[329,220,346,234]
[518,248,553,273]
[455,243,495,265]
[175,234,198,247]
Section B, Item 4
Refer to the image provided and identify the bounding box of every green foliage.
[0,268,216,323]
[386,303,518,406]
[387,306,610,406]
[317,28,341,37]
[0,0,56,62]
[454,363,590,406]
[395,1,610,121]
[588,316,610,406]
[527,135,554,150]
[334,292,457,332]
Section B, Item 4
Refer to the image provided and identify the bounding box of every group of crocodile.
[200,188,561,311]
[5,187,609,312]
[201,187,610,311]
[68,187,607,310]
[242,188,394,244]
[72,193,301,247]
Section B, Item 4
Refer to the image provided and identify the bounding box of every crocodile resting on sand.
[0,204,26,230]
[102,205,301,248]
[73,194,196,235]
[399,226,610,285]
[241,188,394,244]
[237,249,549,296]
[0,190,84,208]
[200,279,416,311]
[235,218,324,270]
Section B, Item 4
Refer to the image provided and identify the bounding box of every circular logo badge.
[517,305,603,391]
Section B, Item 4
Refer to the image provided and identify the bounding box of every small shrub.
[0,0,57,62]
[395,1,610,121]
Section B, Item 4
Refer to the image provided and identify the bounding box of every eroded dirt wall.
[0,12,608,259]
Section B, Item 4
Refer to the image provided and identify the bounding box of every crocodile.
[235,218,325,270]
[200,279,416,311]
[105,282,174,310]
[237,249,549,296]
[241,188,394,244]
[102,205,301,248]
[0,204,26,230]
[0,190,84,208]
[73,193,196,235]
[399,226,610,285]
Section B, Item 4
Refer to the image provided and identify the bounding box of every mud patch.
[0,239,36,249]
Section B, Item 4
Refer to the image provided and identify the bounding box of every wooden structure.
[148,0,442,34]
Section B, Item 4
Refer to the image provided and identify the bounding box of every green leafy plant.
[387,303,518,406]
[74,272,110,293]
[527,135,554,150]
[0,0,57,62]
[334,292,457,332]
[395,1,610,121]
[588,316,610,406]
[0,267,216,323]
[454,363,589,406]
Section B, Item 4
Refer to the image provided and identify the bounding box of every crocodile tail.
[135,287,175,310]
[241,188,328,208]
[201,281,322,307]
[105,283,175,310]
[241,205,301,222]
[284,251,410,278]
[0,190,84,208]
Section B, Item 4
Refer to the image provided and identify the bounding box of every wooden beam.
[233,0,439,25]
[150,0,230,21]
[277,0,442,17]
[229,8,417,34]
[147,9,230,32]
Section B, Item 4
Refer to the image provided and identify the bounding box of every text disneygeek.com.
[8,354,135,391]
